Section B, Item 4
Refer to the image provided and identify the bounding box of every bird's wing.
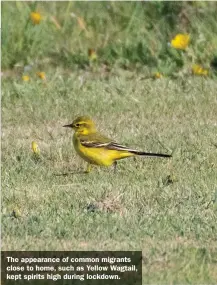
[80,133,112,148]
[80,133,134,151]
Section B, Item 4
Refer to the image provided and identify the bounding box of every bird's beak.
[63,123,73,128]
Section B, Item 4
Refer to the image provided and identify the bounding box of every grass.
[2,1,217,284]
[2,2,217,73]
[2,71,217,283]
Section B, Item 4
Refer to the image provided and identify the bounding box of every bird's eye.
[75,123,80,127]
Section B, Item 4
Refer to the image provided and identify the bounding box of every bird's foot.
[113,161,118,174]
[85,164,92,173]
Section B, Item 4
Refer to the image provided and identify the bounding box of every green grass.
[2,71,217,283]
[2,1,217,284]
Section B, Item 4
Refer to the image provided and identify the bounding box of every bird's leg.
[86,163,92,173]
[113,161,118,173]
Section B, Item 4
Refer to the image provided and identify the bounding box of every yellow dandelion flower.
[30,12,41,25]
[171,34,190,50]
[11,208,22,218]
[154,72,163,79]
[192,64,208,76]
[88,49,97,61]
[22,75,30,81]
[36,72,46,80]
[32,141,40,155]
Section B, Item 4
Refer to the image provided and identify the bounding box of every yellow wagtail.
[63,116,172,172]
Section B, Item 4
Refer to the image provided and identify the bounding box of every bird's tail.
[129,150,172,158]
[106,142,172,158]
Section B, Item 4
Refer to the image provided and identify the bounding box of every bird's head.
[63,116,96,135]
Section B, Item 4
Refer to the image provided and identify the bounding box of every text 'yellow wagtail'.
[63,116,171,172]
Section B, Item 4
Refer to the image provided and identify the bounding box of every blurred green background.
[2,1,217,75]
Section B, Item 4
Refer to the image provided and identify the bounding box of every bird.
[63,116,172,173]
